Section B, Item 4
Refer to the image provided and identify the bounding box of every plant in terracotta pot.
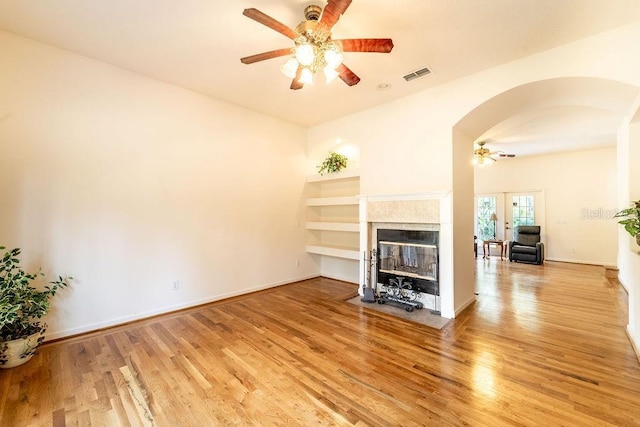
[614,200,640,246]
[0,246,71,368]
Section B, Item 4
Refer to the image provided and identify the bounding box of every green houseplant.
[614,200,640,246]
[317,151,348,175]
[0,246,71,368]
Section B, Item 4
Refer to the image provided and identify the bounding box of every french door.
[475,191,545,243]
[505,192,545,242]
[474,193,505,241]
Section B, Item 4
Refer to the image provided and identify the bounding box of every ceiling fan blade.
[243,8,299,40]
[334,39,394,53]
[241,48,292,64]
[317,0,352,33]
[336,64,361,86]
[290,67,304,90]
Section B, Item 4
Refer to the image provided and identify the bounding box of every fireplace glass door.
[378,241,438,282]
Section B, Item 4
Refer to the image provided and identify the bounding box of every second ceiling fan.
[240,0,394,89]
[473,141,516,166]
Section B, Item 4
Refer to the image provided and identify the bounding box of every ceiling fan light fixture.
[472,153,495,166]
[472,141,514,166]
[299,67,314,84]
[280,57,299,78]
[240,3,394,89]
[323,65,339,83]
[324,48,343,69]
[295,43,315,66]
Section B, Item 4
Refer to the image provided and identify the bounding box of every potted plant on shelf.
[0,246,71,368]
[614,200,640,246]
[317,151,348,175]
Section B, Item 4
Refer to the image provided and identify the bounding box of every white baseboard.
[453,295,476,318]
[626,325,640,365]
[545,257,616,267]
[320,272,359,284]
[619,277,629,292]
[45,273,320,341]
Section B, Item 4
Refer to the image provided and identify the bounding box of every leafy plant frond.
[614,201,640,237]
[317,152,348,175]
[0,246,71,341]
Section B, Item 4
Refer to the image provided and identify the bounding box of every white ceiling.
[1,0,640,156]
[461,77,640,156]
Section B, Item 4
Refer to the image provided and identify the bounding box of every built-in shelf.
[306,196,359,206]
[306,222,359,232]
[306,169,360,183]
[305,169,360,262]
[306,244,360,260]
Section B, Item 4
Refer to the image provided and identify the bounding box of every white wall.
[0,30,314,339]
[618,109,640,357]
[452,129,476,313]
[475,148,618,265]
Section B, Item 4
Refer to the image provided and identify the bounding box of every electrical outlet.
[296,259,300,267]
[172,280,180,291]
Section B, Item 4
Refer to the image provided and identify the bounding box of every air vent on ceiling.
[403,67,432,82]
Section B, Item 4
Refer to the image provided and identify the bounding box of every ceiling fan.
[473,141,516,166]
[240,0,394,90]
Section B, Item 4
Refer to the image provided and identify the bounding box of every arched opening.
[451,75,639,296]
[456,77,638,156]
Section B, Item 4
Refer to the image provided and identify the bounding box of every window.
[477,196,497,241]
[512,195,534,227]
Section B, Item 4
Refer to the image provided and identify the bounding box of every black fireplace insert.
[376,229,439,296]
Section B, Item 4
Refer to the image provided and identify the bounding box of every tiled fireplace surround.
[358,193,456,319]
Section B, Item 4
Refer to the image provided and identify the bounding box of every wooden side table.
[483,240,506,260]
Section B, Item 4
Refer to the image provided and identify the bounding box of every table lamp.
[490,213,498,239]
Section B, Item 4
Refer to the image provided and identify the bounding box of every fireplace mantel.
[359,192,447,223]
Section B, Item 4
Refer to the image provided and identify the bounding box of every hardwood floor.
[1,260,639,426]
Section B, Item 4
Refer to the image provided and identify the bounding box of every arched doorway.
[453,76,638,264]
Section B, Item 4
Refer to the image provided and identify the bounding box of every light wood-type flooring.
[1,260,640,426]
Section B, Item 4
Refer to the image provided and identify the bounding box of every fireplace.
[362,195,453,318]
[376,228,439,297]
